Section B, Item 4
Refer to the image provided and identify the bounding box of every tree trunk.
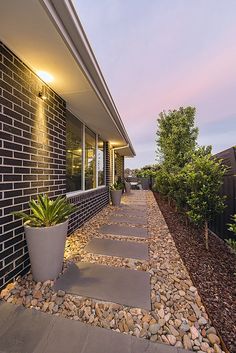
[204,221,209,250]
[168,197,171,206]
[185,217,188,227]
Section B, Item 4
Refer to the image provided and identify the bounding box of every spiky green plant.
[110,182,124,191]
[12,194,77,227]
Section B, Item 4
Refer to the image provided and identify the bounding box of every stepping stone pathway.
[115,208,146,217]
[99,224,148,238]
[108,214,147,225]
[0,302,191,353]
[84,238,149,260]
[54,262,151,310]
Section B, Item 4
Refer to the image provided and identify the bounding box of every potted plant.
[13,194,76,282]
[110,182,124,206]
[124,180,131,194]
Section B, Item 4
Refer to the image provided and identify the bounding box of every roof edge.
[40,0,135,157]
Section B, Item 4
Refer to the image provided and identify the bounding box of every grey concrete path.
[0,302,191,353]
[114,208,147,217]
[108,214,147,225]
[99,224,148,238]
[54,262,151,310]
[84,238,149,260]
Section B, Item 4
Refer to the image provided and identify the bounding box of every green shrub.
[228,214,236,234]
[226,238,236,252]
[153,167,171,195]
[13,194,76,227]
[184,152,227,249]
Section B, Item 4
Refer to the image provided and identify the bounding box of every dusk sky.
[76,0,236,168]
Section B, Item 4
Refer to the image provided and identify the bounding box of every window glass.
[98,138,105,186]
[66,113,83,192]
[85,127,96,190]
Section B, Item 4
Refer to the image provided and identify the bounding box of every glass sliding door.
[85,127,96,190]
[98,138,105,186]
[66,113,83,192]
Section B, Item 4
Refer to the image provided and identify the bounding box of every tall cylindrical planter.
[111,190,122,206]
[25,219,69,282]
[125,181,131,194]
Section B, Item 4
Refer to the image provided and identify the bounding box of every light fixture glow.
[37,70,54,84]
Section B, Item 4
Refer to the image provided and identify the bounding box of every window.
[98,138,105,185]
[85,127,96,190]
[66,113,83,192]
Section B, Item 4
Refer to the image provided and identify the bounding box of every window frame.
[66,113,106,196]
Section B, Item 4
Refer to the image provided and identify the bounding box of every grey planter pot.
[111,190,122,206]
[125,181,131,194]
[24,219,69,282]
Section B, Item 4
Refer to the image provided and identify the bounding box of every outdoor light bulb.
[37,70,54,83]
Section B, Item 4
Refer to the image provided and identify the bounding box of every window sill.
[66,185,107,198]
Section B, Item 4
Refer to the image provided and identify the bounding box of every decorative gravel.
[1,191,224,353]
[154,191,236,353]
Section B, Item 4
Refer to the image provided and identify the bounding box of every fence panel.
[209,147,236,240]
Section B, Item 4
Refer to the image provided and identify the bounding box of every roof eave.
[40,0,135,157]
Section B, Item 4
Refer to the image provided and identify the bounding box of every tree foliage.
[155,106,227,250]
[156,107,198,171]
[136,164,160,178]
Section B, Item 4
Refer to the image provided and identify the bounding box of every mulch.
[153,192,236,353]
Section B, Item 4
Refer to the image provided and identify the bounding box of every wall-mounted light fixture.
[37,70,54,83]
[38,85,47,100]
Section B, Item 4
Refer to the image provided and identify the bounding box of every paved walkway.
[0,191,193,353]
[0,302,187,353]
[54,191,151,309]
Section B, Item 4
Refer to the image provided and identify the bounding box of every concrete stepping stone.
[115,209,147,218]
[108,215,147,225]
[124,200,146,204]
[99,224,148,238]
[84,238,149,260]
[0,302,190,353]
[120,205,147,211]
[54,262,151,310]
[0,301,54,352]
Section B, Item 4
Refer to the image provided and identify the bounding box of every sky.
[75,0,236,168]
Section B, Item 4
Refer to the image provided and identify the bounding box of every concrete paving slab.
[121,205,147,211]
[84,238,149,260]
[0,301,54,353]
[115,209,147,218]
[108,215,147,225]
[0,302,191,353]
[54,262,151,310]
[99,224,148,238]
[34,313,89,353]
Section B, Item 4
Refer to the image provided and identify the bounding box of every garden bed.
[154,192,236,353]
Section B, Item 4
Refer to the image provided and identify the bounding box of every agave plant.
[110,182,124,191]
[13,194,77,227]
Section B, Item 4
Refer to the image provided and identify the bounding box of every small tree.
[156,106,198,172]
[184,152,227,250]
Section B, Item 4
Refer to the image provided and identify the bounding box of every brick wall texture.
[0,42,110,289]
[115,153,124,182]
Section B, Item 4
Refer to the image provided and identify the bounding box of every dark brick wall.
[0,42,67,289]
[0,43,110,289]
[115,153,124,182]
[68,187,109,234]
[105,142,111,186]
